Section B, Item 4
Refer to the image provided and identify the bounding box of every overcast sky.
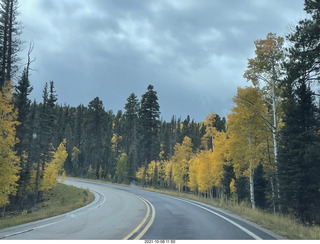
[18,0,306,122]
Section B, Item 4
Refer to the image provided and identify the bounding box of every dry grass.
[0,183,94,229]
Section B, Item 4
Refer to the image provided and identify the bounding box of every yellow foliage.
[210,131,227,187]
[136,166,145,181]
[41,139,68,191]
[0,81,20,207]
[171,136,193,191]
[187,156,198,192]
[111,133,122,152]
[201,113,218,150]
[146,160,157,182]
[230,178,236,194]
[227,87,270,178]
[196,150,214,194]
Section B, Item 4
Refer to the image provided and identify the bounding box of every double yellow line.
[123,196,155,240]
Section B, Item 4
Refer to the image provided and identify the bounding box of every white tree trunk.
[271,69,281,211]
[248,131,255,209]
[249,165,255,209]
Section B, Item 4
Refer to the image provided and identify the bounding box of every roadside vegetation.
[0,183,94,229]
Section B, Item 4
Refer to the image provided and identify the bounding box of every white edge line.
[172,197,262,240]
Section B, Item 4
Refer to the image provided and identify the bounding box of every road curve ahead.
[0,178,284,240]
[107,183,284,240]
[0,179,148,240]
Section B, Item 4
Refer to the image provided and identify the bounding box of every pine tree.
[139,85,160,165]
[278,80,320,223]
[278,0,320,223]
[0,0,22,88]
[33,82,58,204]
[13,67,33,206]
[123,93,140,181]
[83,97,112,178]
[14,68,33,155]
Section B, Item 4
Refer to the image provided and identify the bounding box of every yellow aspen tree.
[0,81,20,208]
[244,33,285,206]
[227,87,269,209]
[187,156,198,193]
[136,166,145,182]
[171,136,193,193]
[201,113,218,150]
[229,178,237,204]
[41,139,68,191]
[146,160,156,184]
[196,150,214,195]
[210,131,228,188]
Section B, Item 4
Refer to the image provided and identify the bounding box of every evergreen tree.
[83,97,112,178]
[13,67,33,207]
[123,93,140,181]
[254,164,267,209]
[14,68,33,154]
[278,0,320,223]
[139,85,160,165]
[278,79,320,223]
[0,0,22,87]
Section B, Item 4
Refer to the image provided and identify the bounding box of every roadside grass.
[142,187,320,240]
[0,183,94,229]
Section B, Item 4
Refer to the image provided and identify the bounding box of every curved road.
[0,178,283,240]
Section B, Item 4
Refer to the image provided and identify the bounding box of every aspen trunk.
[249,165,255,209]
[248,131,255,209]
[271,69,281,212]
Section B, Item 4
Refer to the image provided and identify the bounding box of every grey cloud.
[19,0,305,121]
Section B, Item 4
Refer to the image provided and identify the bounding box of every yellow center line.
[134,197,155,240]
[123,195,154,240]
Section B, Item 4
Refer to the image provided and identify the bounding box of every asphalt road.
[0,178,284,240]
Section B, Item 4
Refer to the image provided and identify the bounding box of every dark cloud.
[19,0,305,121]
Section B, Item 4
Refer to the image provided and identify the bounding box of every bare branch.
[26,41,36,77]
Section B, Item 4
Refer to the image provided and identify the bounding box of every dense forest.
[0,0,319,225]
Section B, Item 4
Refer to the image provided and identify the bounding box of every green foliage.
[139,85,161,164]
[277,0,320,224]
